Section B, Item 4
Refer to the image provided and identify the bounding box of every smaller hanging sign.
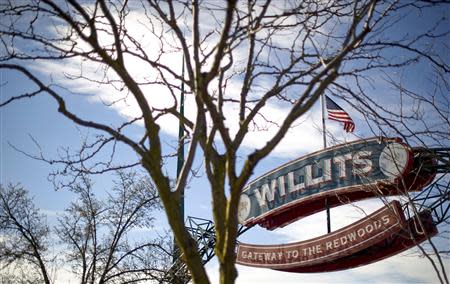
[236,201,405,269]
[276,209,438,273]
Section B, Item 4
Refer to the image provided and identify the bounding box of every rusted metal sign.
[235,137,439,273]
[276,210,438,273]
[237,137,436,230]
[236,201,405,269]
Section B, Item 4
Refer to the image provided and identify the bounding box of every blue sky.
[2,68,449,283]
[1,1,449,283]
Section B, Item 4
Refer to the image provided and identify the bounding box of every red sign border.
[275,210,438,273]
[236,201,406,269]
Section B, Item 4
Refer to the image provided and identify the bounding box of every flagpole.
[321,93,331,234]
[172,55,185,283]
[177,57,185,223]
[321,94,327,149]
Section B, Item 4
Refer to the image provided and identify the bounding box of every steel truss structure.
[167,217,250,283]
[174,147,449,282]
[405,148,450,226]
[185,216,251,265]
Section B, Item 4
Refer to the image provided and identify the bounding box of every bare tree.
[0,171,175,283]
[56,171,173,284]
[0,184,53,284]
[0,1,448,283]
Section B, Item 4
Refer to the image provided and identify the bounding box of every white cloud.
[40,208,63,218]
[229,252,447,284]
[29,4,365,159]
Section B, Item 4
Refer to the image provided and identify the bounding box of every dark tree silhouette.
[0,171,176,283]
[1,1,448,283]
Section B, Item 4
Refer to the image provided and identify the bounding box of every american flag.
[325,96,355,133]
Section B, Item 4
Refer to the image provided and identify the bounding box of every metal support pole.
[172,56,186,283]
[321,93,331,234]
[177,60,185,223]
[321,94,327,150]
[325,197,331,233]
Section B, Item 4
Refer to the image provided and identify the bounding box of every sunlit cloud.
[230,252,447,284]
[29,6,362,159]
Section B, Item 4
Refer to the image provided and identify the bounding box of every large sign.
[237,137,433,230]
[236,201,405,269]
[278,210,438,273]
[236,201,438,273]
[235,137,439,273]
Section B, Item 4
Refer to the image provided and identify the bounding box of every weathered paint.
[236,201,405,269]
[238,137,414,229]
[276,210,438,273]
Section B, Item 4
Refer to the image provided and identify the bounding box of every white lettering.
[264,252,276,261]
[347,231,357,242]
[316,244,322,253]
[323,158,332,182]
[303,245,321,255]
[288,171,305,193]
[305,165,317,187]
[286,250,292,259]
[254,182,276,207]
[278,176,286,197]
[374,220,382,230]
[357,228,365,237]
[353,151,373,175]
[286,250,298,259]
[340,236,348,246]
[333,154,352,178]
[382,215,390,225]
[333,239,340,248]
[305,159,333,187]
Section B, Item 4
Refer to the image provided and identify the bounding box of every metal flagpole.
[172,55,186,283]
[321,94,327,149]
[177,56,185,225]
[321,93,331,234]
